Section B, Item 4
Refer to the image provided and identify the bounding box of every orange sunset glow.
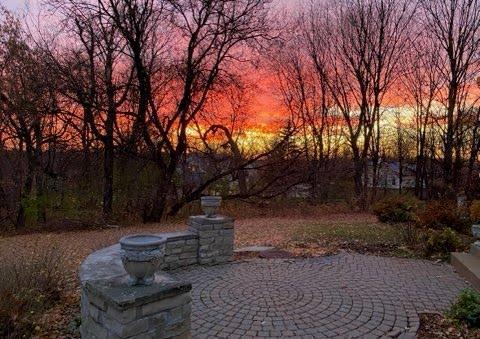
[3,1,480,338]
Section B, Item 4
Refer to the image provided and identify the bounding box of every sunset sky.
[3,0,302,13]
[3,0,301,130]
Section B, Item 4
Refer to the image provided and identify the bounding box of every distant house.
[287,183,311,199]
[367,161,416,190]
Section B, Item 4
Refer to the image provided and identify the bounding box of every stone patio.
[170,253,469,338]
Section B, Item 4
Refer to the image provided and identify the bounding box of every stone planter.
[472,224,480,239]
[200,196,222,217]
[119,234,166,286]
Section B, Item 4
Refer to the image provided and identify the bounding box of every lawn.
[0,210,411,338]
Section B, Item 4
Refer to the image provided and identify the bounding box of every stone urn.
[119,234,166,286]
[201,196,222,217]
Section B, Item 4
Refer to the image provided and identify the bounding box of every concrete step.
[470,242,480,257]
[451,252,480,291]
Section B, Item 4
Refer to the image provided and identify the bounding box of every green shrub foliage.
[424,228,462,256]
[373,195,421,223]
[446,289,480,328]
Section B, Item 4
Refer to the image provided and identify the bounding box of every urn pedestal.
[200,196,222,217]
[119,234,166,286]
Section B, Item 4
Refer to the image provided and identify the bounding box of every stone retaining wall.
[160,231,199,270]
[81,276,191,339]
[79,214,234,338]
[188,216,234,265]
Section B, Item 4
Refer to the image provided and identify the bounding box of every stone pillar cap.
[85,273,192,311]
[119,234,166,250]
[189,215,234,224]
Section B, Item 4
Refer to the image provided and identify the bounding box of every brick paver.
[171,253,468,338]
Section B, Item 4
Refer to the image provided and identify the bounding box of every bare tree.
[101,0,273,221]
[402,31,444,198]
[46,0,134,218]
[420,0,480,193]
[272,7,343,200]
[0,10,64,228]
[304,0,414,206]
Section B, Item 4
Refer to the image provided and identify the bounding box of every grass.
[284,220,420,258]
[291,221,402,245]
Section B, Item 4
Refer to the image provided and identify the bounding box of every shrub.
[399,222,419,247]
[424,227,462,257]
[446,289,480,328]
[0,244,65,337]
[470,200,480,223]
[373,195,421,223]
[417,200,469,233]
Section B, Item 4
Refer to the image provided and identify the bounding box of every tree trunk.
[443,81,457,193]
[146,183,168,222]
[15,159,34,230]
[103,137,114,217]
[34,125,46,224]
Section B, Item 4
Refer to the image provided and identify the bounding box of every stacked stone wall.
[160,232,199,270]
[81,280,191,339]
[80,214,235,338]
[188,215,234,265]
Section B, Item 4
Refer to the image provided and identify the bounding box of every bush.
[417,200,469,233]
[446,289,480,328]
[373,195,421,223]
[0,244,65,337]
[424,227,462,257]
[470,200,480,223]
[399,222,419,247]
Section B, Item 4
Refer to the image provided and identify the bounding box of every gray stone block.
[166,247,184,255]
[199,237,214,245]
[179,252,197,259]
[199,250,219,258]
[221,229,234,236]
[198,230,219,238]
[182,244,198,252]
[105,304,137,324]
[82,317,108,339]
[141,294,192,317]
[187,226,199,235]
[198,257,215,265]
[162,231,198,242]
[199,244,211,251]
[164,319,190,338]
[86,290,108,311]
[166,240,186,249]
[103,315,150,338]
[88,303,102,322]
[166,255,182,263]
[188,222,214,231]
[189,215,234,224]
[165,305,185,325]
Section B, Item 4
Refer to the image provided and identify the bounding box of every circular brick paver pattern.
[171,253,468,338]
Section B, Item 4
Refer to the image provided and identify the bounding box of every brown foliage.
[0,244,65,338]
[417,200,469,233]
[470,200,480,223]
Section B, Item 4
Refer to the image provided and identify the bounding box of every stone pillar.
[80,275,191,339]
[188,215,234,265]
